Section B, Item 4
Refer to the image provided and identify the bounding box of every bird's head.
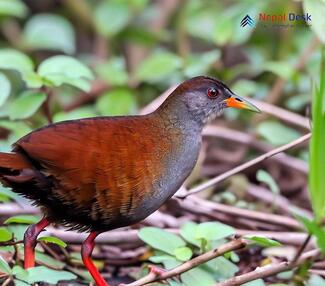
[162,76,260,126]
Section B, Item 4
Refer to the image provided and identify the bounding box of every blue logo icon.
[241,15,255,27]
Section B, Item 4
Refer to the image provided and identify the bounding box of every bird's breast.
[128,129,201,222]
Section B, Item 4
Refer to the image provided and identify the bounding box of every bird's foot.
[148,265,166,276]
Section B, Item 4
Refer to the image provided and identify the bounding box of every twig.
[0,240,23,246]
[125,238,247,286]
[290,234,312,266]
[216,249,320,286]
[203,126,308,174]
[249,98,310,130]
[63,80,109,112]
[247,184,312,218]
[41,86,53,124]
[179,133,311,198]
[179,196,301,230]
[2,277,11,286]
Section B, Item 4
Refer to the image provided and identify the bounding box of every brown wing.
[14,116,172,222]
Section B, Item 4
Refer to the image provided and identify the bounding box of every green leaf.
[0,49,41,88]
[0,0,28,18]
[9,91,47,120]
[135,52,182,83]
[244,236,282,247]
[0,73,11,107]
[14,280,30,286]
[185,3,217,42]
[232,80,258,98]
[256,170,279,194]
[195,222,235,241]
[180,222,201,247]
[38,236,67,248]
[0,227,12,242]
[309,51,325,221]
[181,268,215,286]
[308,274,325,286]
[242,279,266,286]
[0,186,19,200]
[38,55,94,91]
[264,61,295,79]
[149,254,175,263]
[206,256,239,280]
[96,88,137,116]
[12,265,28,280]
[0,49,33,73]
[303,0,325,43]
[213,16,233,45]
[138,227,186,255]
[95,57,128,85]
[35,252,65,269]
[23,14,75,54]
[184,50,221,78]
[162,258,182,270]
[174,247,192,262]
[285,94,310,111]
[297,215,325,251]
[7,225,28,240]
[4,215,40,225]
[0,255,11,274]
[53,106,97,122]
[15,266,76,284]
[0,120,32,139]
[256,121,301,146]
[94,1,130,37]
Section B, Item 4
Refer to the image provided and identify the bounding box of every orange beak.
[224,95,260,113]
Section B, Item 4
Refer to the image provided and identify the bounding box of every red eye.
[207,88,219,98]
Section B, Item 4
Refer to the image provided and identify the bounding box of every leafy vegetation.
[0,0,324,285]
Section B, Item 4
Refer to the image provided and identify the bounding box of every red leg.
[24,217,50,269]
[82,232,109,286]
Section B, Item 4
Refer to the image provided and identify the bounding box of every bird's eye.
[207,88,219,99]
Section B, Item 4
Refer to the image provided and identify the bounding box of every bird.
[0,76,259,286]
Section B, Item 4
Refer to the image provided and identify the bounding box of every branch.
[203,126,308,174]
[216,249,320,286]
[248,98,310,130]
[125,238,247,286]
[179,133,311,198]
[178,196,301,230]
[0,240,23,246]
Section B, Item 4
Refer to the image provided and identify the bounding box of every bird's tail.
[0,152,31,172]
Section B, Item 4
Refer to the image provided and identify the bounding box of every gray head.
[160,76,260,127]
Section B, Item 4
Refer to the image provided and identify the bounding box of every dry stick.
[203,126,308,174]
[125,238,247,286]
[179,132,311,198]
[247,184,312,218]
[290,233,312,266]
[182,196,301,230]
[249,98,310,130]
[216,249,320,286]
[0,240,23,246]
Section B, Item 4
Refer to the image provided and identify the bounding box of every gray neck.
[155,95,204,137]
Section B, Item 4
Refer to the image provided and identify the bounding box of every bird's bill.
[224,95,260,113]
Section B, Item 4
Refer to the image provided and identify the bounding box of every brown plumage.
[2,115,183,231]
[0,76,259,286]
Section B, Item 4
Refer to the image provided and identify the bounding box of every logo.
[240,15,255,27]
[240,13,311,29]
